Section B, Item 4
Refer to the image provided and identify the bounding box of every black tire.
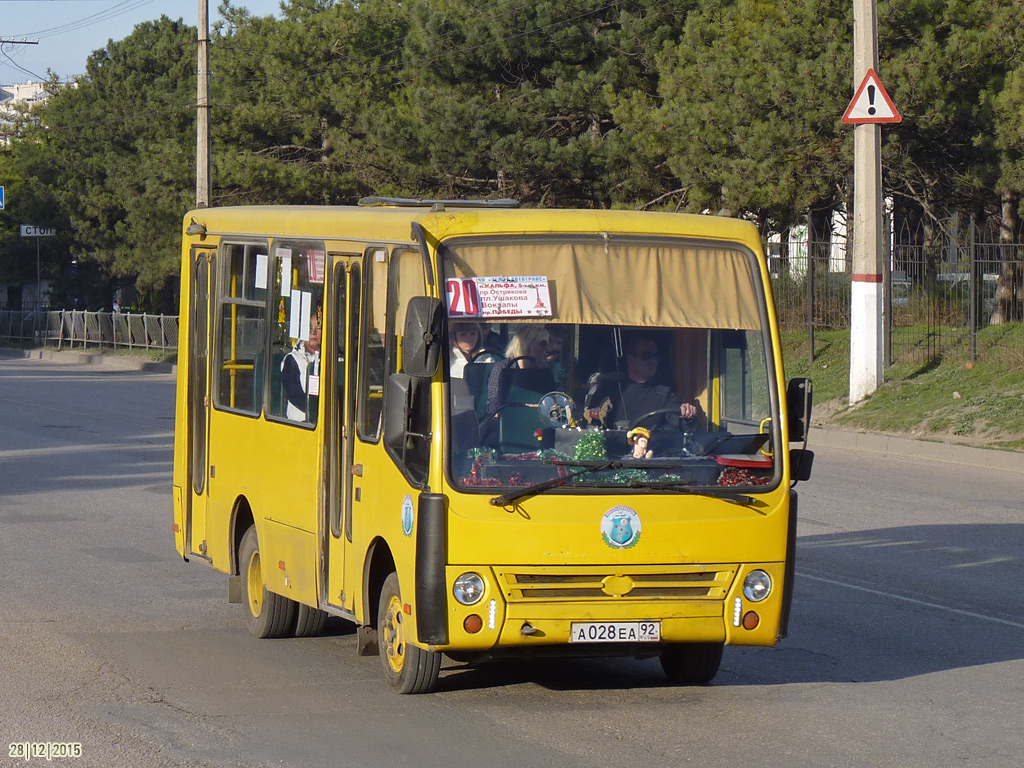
[377,573,441,694]
[294,604,329,637]
[659,642,724,685]
[239,525,296,639]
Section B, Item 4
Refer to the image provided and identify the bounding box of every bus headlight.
[453,572,485,606]
[742,570,772,602]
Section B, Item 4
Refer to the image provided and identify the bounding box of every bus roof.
[183,204,763,251]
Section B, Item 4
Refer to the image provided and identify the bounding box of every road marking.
[797,571,1024,630]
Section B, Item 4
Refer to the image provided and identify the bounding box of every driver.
[608,334,698,428]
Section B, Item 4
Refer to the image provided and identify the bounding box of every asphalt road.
[1,356,1021,768]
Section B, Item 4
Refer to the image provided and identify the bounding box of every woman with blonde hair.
[503,324,550,369]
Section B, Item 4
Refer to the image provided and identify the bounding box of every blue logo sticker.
[601,506,641,549]
[401,494,414,537]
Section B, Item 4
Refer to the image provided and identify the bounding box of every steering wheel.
[504,355,537,369]
[628,408,694,431]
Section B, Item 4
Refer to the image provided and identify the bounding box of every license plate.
[570,621,661,643]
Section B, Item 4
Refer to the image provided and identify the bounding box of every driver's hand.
[679,402,697,419]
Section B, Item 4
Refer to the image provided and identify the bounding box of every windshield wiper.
[489,461,619,506]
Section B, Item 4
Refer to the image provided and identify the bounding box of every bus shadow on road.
[716,523,1024,686]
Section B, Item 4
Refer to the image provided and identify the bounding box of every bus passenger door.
[325,260,359,612]
[187,246,215,560]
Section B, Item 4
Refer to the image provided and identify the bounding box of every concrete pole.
[196,0,211,208]
[849,0,885,403]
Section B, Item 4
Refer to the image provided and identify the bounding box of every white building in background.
[0,80,49,144]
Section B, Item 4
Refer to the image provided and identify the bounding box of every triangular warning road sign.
[843,68,901,124]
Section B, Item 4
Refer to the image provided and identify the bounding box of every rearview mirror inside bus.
[403,296,443,378]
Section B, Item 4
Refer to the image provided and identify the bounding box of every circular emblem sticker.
[601,506,641,549]
[401,495,414,537]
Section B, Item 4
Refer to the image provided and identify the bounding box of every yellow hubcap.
[246,550,263,618]
[381,594,406,674]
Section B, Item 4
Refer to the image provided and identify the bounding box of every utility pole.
[848,0,884,403]
[0,38,38,49]
[196,0,211,208]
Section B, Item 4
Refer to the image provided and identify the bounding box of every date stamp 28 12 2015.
[8,743,83,762]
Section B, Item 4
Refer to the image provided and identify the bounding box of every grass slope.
[782,325,1024,452]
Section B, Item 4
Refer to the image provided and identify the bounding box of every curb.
[0,346,177,375]
[810,427,1023,475]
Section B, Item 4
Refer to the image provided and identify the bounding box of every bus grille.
[496,566,736,602]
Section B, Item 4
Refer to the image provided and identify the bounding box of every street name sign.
[842,68,901,124]
[20,225,57,237]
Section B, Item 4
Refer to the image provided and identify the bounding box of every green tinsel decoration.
[609,468,650,484]
[573,431,608,462]
[464,448,497,462]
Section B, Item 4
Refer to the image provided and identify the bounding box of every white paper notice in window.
[299,290,312,340]
[289,289,304,339]
[255,253,268,290]
[278,248,292,297]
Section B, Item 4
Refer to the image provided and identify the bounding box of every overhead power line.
[0,37,45,80]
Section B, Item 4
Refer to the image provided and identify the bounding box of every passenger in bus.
[281,307,321,422]
[480,325,553,435]
[604,334,699,429]
[449,321,496,378]
[505,325,550,369]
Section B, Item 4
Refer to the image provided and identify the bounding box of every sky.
[0,0,283,83]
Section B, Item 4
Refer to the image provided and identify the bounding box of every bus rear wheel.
[659,642,724,685]
[377,573,441,694]
[239,525,296,639]
[294,604,329,637]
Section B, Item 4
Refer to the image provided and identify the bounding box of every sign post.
[843,1,901,404]
[20,225,57,310]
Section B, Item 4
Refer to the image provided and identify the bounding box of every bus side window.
[268,242,325,425]
[718,329,770,431]
[384,247,431,484]
[358,249,388,441]
[215,243,266,415]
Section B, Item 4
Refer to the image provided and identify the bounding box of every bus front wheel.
[659,642,724,685]
[239,525,296,639]
[377,573,441,694]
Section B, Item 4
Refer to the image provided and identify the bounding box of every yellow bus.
[172,198,813,693]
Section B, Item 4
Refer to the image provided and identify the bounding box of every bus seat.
[464,360,496,421]
[504,367,556,405]
[496,367,556,453]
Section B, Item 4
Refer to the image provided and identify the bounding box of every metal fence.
[0,310,179,352]
[768,219,1024,367]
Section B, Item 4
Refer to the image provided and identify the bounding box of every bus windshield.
[442,235,778,494]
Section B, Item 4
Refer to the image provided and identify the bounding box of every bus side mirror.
[787,378,813,442]
[790,448,814,482]
[403,296,443,378]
